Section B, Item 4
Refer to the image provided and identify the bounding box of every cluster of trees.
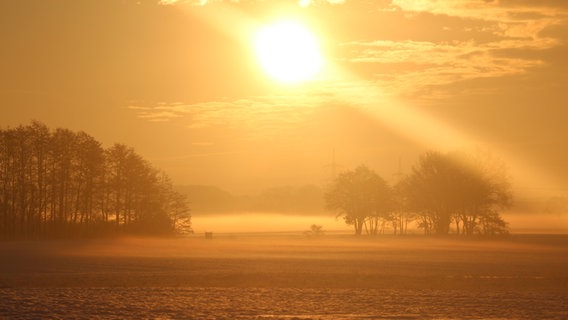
[325,151,512,236]
[0,121,191,239]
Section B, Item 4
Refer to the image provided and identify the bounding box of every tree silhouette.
[304,224,325,237]
[391,180,415,235]
[0,122,191,239]
[324,165,393,235]
[402,151,512,235]
[324,152,512,237]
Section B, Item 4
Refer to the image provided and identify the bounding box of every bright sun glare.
[254,20,323,84]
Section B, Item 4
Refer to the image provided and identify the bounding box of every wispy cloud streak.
[339,1,567,98]
[128,87,337,139]
[159,0,346,6]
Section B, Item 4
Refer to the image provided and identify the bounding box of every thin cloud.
[299,0,346,6]
[158,0,179,5]
[158,0,210,5]
[159,0,346,6]
[389,0,567,23]
[342,37,553,97]
[127,105,186,122]
[339,1,567,99]
[128,89,334,138]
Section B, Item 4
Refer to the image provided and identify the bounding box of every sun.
[254,20,324,84]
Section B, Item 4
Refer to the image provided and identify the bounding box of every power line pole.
[331,148,337,179]
[323,148,342,184]
[392,156,403,183]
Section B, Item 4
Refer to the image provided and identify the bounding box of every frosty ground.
[1,233,567,319]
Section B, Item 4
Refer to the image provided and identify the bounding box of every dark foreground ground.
[1,233,567,319]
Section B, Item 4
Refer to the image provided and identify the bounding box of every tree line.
[325,151,512,236]
[0,121,191,239]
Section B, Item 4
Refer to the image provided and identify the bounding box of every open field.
[1,234,567,319]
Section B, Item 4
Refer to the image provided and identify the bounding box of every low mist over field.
[188,211,568,234]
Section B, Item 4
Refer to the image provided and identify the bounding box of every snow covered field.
[1,234,567,319]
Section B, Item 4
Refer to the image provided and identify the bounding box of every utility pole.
[392,156,403,183]
[331,148,337,180]
[323,148,342,183]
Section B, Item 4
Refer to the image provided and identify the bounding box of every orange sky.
[1,0,567,202]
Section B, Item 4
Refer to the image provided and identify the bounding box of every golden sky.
[1,0,567,199]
